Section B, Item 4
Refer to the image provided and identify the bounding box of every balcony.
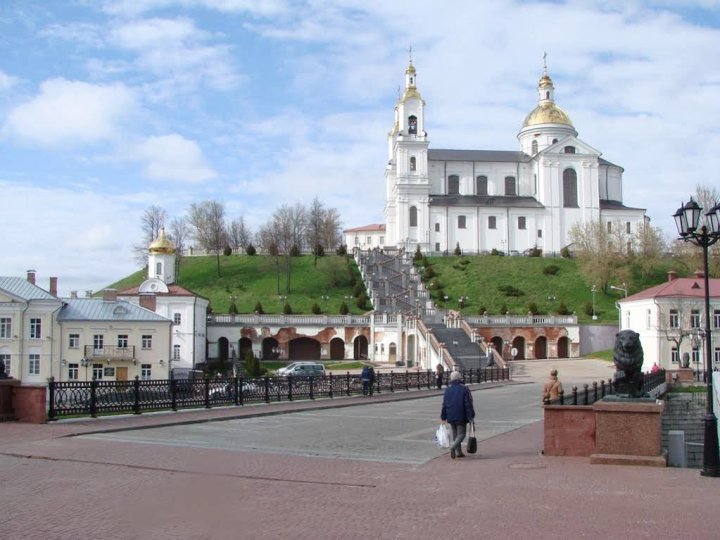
[84,346,136,361]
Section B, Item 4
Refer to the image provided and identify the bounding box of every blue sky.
[1,0,720,296]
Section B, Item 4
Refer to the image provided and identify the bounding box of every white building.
[343,224,386,251]
[119,229,209,370]
[618,271,720,372]
[358,59,647,254]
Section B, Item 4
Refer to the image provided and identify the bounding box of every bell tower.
[147,228,176,284]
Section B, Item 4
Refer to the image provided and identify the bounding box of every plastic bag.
[435,423,452,448]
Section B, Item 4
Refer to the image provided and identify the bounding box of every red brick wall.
[13,385,47,424]
[543,406,596,456]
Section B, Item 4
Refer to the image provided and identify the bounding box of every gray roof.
[429,195,545,208]
[58,298,171,322]
[0,277,57,301]
[429,149,531,163]
[600,199,646,212]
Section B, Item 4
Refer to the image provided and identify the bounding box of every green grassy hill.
[107,252,678,322]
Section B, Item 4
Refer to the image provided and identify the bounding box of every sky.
[2,0,720,296]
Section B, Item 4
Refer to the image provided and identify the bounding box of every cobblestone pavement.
[1,359,719,539]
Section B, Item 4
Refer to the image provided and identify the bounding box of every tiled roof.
[621,275,720,303]
[429,195,545,208]
[119,284,199,297]
[0,277,57,301]
[429,149,530,163]
[58,298,171,322]
[344,224,386,233]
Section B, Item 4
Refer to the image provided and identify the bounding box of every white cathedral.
[346,59,647,254]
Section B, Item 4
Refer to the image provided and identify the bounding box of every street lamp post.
[674,197,720,477]
[610,283,628,297]
[591,285,597,320]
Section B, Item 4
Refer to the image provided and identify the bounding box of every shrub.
[254,301,264,314]
[413,245,423,261]
[245,243,257,256]
[336,244,347,256]
[424,266,436,279]
[478,305,487,315]
[311,302,321,314]
[527,302,539,315]
[228,301,238,314]
[422,255,430,267]
[223,245,232,256]
[500,303,509,314]
[454,242,462,256]
[560,246,571,258]
[290,244,301,257]
[498,284,524,297]
[543,264,560,276]
[356,292,369,310]
[584,301,594,317]
[352,283,364,297]
[528,246,542,257]
[490,248,500,256]
[339,301,349,315]
[283,302,293,315]
[557,301,570,315]
[244,349,266,377]
[313,243,325,257]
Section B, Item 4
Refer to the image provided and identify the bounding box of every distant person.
[368,366,376,396]
[543,369,563,401]
[435,363,445,389]
[440,371,475,459]
[361,365,371,396]
[651,362,660,374]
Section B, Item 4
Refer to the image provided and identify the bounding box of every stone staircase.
[430,326,492,370]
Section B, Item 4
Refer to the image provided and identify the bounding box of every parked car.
[277,362,326,376]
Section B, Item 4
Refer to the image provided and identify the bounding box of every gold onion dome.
[148,229,176,254]
[522,102,573,127]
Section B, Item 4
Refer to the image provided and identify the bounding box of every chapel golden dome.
[148,228,176,254]
[522,102,573,128]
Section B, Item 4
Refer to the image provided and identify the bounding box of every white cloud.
[0,70,19,91]
[131,134,217,182]
[2,78,137,147]
[101,0,289,17]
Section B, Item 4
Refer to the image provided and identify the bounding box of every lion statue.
[613,330,645,397]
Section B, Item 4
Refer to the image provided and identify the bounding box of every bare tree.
[306,197,343,267]
[133,205,168,265]
[568,218,628,293]
[631,220,667,287]
[256,222,282,294]
[227,216,252,251]
[188,200,227,276]
[168,216,190,280]
[654,297,704,366]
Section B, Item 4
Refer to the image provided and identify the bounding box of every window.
[142,335,153,350]
[488,216,497,229]
[379,236,384,245]
[68,363,79,380]
[173,313,182,325]
[141,364,152,380]
[173,344,181,360]
[0,354,10,375]
[410,156,416,171]
[564,146,576,154]
[354,236,359,245]
[93,364,104,380]
[0,318,11,338]
[531,140,538,154]
[626,222,631,234]
[537,229,543,238]
[476,175,488,195]
[409,206,418,227]
[448,175,459,195]
[715,347,720,369]
[156,262,162,277]
[692,347,700,365]
[690,309,700,328]
[117,335,128,348]
[607,222,612,232]
[434,223,440,232]
[504,176,517,196]
[30,318,41,339]
[714,309,720,328]
[562,169,578,207]
[518,216,526,230]
[28,354,40,375]
[671,347,679,364]
[104,367,115,378]
[69,333,80,348]
[458,216,466,229]
[552,138,558,144]
[408,115,417,134]
[93,334,104,353]
[435,242,440,251]
[669,310,679,328]
[646,309,651,329]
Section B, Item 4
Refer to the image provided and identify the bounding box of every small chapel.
[346,57,647,254]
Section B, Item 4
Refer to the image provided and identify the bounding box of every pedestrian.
[368,365,376,396]
[542,369,563,401]
[361,365,371,396]
[440,370,475,459]
[435,363,444,389]
[650,362,659,374]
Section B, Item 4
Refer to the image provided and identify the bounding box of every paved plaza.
[1,360,719,539]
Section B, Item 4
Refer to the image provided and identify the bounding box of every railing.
[465,314,578,326]
[83,346,135,360]
[543,369,667,406]
[46,366,511,420]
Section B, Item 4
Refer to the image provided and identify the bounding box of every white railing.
[209,314,371,325]
[464,314,578,326]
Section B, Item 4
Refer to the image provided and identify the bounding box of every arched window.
[448,175,459,195]
[476,175,488,195]
[410,156,416,171]
[531,140,538,154]
[409,206,418,227]
[156,262,162,277]
[563,168,578,207]
[408,115,417,135]
[552,138,558,144]
[564,146,576,154]
[504,176,517,196]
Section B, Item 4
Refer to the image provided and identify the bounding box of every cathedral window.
[408,116,417,135]
[504,176,516,196]
[562,169,578,207]
[410,156,416,171]
[458,216,466,229]
[448,175,459,195]
[626,222,631,234]
[531,140,538,155]
[518,216,526,230]
[435,223,440,232]
[488,216,497,229]
[409,206,418,227]
[537,229,543,238]
[156,262,162,277]
[552,138,558,144]
[564,146,576,154]
[476,175,488,195]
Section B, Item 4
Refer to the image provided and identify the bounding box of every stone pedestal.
[0,379,20,421]
[590,397,666,467]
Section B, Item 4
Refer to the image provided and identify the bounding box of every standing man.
[435,363,444,389]
[361,365,371,396]
[440,371,475,459]
[542,369,563,401]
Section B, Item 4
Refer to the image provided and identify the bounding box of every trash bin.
[667,430,686,468]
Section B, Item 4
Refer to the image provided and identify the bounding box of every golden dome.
[148,229,176,254]
[522,102,573,128]
[405,62,416,75]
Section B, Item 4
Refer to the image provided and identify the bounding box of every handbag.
[436,423,452,448]
[466,422,477,454]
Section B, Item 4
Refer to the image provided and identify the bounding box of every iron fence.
[48,367,511,420]
[543,369,667,406]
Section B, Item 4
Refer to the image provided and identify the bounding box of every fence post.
[600,380,605,399]
[405,369,409,391]
[346,372,351,396]
[234,376,240,406]
[264,376,270,403]
[204,377,210,409]
[583,384,589,405]
[48,377,56,421]
[390,371,395,392]
[328,374,333,399]
[171,377,177,411]
[593,381,598,403]
[90,376,97,418]
[288,375,293,401]
[133,376,141,415]
[310,376,315,400]
[427,369,432,389]
[571,386,578,405]
[238,376,244,406]
[375,372,381,394]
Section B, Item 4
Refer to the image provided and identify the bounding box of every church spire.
[538,51,555,104]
